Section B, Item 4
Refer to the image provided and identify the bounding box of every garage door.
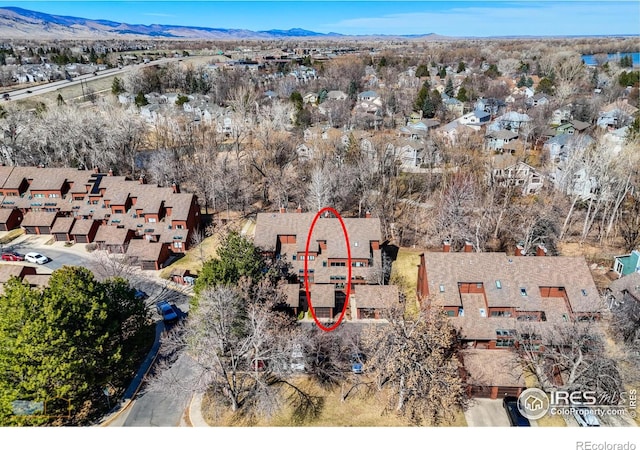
[470,385,492,398]
[141,261,157,270]
[314,307,331,319]
[39,226,51,234]
[75,235,88,244]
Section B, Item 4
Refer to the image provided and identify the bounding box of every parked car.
[156,301,178,323]
[24,252,49,264]
[1,251,24,261]
[573,407,600,427]
[350,353,366,374]
[290,343,306,372]
[134,289,148,300]
[503,396,531,426]
[2,93,9,100]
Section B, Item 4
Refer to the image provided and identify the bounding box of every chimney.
[464,241,473,253]
[536,244,547,257]
[442,240,451,253]
[171,182,180,194]
[139,174,146,185]
[279,205,286,213]
[108,168,113,176]
[365,210,371,218]
[296,204,302,213]
[515,244,525,256]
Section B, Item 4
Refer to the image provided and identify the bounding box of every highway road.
[2,56,193,102]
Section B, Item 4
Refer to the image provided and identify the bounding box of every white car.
[24,252,49,264]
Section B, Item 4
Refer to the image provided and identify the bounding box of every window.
[458,308,464,317]
[491,310,511,318]
[439,284,445,293]
[48,193,59,198]
[581,289,588,296]
[476,283,483,289]
[330,261,346,267]
[479,308,486,317]
[520,288,527,296]
[495,280,502,289]
[496,339,514,348]
[33,193,45,198]
[148,218,156,223]
[308,255,315,261]
[446,310,455,317]
[292,255,296,261]
[174,242,183,249]
[322,260,327,267]
[352,261,365,267]
[176,224,184,229]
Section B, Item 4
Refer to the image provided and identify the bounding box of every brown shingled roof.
[255,212,382,260]
[95,225,131,245]
[21,211,57,227]
[126,239,164,262]
[353,284,399,309]
[70,218,96,235]
[462,349,525,388]
[50,217,75,234]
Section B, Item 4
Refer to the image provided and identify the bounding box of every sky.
[2,1,640,37]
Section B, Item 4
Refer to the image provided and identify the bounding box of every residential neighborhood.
[0,4,637,441]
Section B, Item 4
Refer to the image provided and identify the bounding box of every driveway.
[465,398,511,427]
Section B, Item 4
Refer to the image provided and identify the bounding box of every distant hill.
[0,6,440,40]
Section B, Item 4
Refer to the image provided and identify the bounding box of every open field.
[15,74,117,109]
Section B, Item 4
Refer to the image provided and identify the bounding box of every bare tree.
[148,284,322,423]
[361,304,467,425]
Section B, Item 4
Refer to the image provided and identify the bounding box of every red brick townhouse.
[417,243,604,399]
[0,166,200,270]
[254,208,398,322]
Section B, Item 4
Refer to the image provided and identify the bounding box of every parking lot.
[0,231,193,320]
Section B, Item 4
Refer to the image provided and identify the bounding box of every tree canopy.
[194,230,269,295]
[0,266,151,425]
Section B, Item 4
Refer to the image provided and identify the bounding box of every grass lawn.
[159,233,220,278]
[202,376,467,427]
[0,228,24,245]
[390,247,423,317]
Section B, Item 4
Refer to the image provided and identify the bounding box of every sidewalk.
[185,392,209,427]
[99,321,165,426]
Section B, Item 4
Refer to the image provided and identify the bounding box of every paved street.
[118,353,199,427]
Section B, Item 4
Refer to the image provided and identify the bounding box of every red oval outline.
[304,207,351,332]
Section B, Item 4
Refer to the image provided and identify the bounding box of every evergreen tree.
[194,230,267,295]
[111,77,125,96]
[445,78,455,97]
[414,80,431,111]
[415,64,429,78]
[517,74,527,88]
[456,86,468,103]
[456,61,466,73]
[536,77,555,95]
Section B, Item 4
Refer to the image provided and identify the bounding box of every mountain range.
[0,6,441,40]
